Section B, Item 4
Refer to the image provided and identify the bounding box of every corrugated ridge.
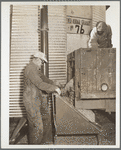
[48,6,67,84]
[9,5,40,117]
[92,6,106,28]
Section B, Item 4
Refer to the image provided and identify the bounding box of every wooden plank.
[75,100,106,109]
[10,49,38,52]
[11,55,31,60]
[49,52,65,55]
[49,57,66,61]
[10,58,31,62]
[11,32,39,35]
[75,99,115,112]
[49,66,66,69]
[67,53,71,82]
[80,48,97,99]
[97,48,116,98]
[13,5,39,7]
[10,62,29,65]
[49,61,66,64]
[9,114,26,117]
[75,49,81,101]
[9,82,24,85]
[9,90,23,93]
[9,78,24,82]
[11,38,38,42]
[11,41,38,45]
[9,106,25,109]
[9,88,24,91]
[10,72,24,75]
[9,84,24,87]
[9,91,23,94]
[9,110,26,112]
[11,35,41,38]
[12,15,38,19]
[105,99,116,112]
[49,68,66,71]
[49,74,66,77]
[9,102,24,105]
[81,93,115,99]
[12,13,39,16]
[9,99,23,102]
[9,96,23,99]
[13,10,38,12]
[9,93,23,96]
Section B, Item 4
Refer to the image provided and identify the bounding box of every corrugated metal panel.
[48,6,67,84]
[9,5,41,117]
[92,6,106,28]
[66,6,92,19]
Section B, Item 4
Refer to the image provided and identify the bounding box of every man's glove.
[55,87,61,95]
[53,80,62,88]
[65,78,74,92]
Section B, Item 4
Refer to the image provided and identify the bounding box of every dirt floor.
[9,98,115,145]
[93,110,115,145]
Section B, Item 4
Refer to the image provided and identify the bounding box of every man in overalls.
[88,21,113,48]
[23,51,61,144]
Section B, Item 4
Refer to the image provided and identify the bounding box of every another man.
[88,21,113,48]
[23,51,61,144]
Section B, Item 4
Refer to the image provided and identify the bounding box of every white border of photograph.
[1,1,120,148]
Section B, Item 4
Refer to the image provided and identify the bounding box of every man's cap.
[96,21,107,32]
[34,51,47,63]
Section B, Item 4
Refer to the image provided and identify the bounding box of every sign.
[67,17,91,35]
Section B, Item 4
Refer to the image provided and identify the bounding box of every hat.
[34,51,47,63]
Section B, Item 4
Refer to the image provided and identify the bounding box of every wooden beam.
[75,99,115,112]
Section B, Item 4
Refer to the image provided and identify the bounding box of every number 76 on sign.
[67,24,91,35]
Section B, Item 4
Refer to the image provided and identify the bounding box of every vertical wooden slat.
[67,53,71,82]
[80,49,97,99]
[75,49,81,101]
[96,48,116,98]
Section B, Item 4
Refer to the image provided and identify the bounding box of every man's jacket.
[23,61,57,107]
[88,25,112,48]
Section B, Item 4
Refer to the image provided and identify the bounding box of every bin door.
[96,48,116,98]
[80,48,116,99]
[80,49,97,99]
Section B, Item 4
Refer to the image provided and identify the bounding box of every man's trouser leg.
[40,95,53,144]
[24,97,43,144]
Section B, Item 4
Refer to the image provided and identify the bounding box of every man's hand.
[55,87,61,95]
[60,88,67,96]
[53,80,62,88]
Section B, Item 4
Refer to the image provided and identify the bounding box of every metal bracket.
[37,28,49,32]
